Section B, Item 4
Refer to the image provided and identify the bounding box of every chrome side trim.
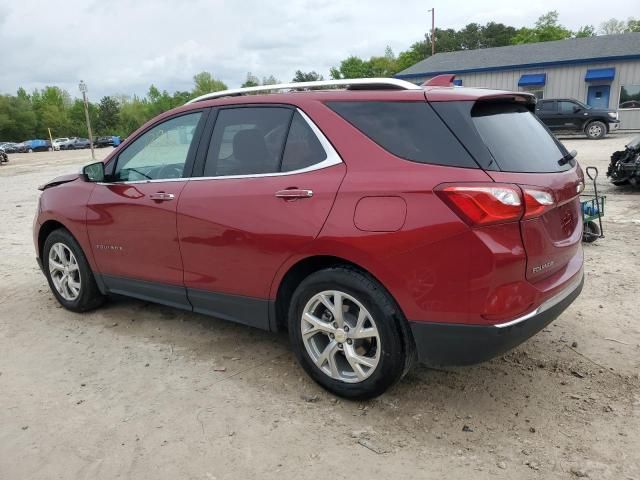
[186,78,422,104]
[97,178,188,186]
[494,271,584,329]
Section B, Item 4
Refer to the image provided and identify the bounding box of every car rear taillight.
[435,183,523,226]
[436,183,557,226]
[522,187,555,219]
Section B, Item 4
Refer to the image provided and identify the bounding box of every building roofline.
[395,53,640,79]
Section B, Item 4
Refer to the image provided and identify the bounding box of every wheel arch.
[272,254,415,364]
[38,219,69,260]
[272,254,416,376]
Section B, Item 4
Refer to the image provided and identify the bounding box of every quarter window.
[326,101,477,168]
[281,112,327,172]
[619,85,640,109]
[113,112,202,181]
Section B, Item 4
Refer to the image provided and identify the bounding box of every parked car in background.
[1,142,20,153]
[64,138,91,150]
[95,136,121,148]
[4,142,28,153]
[23,139,52,152]
[535,98,620,139]
[52,138,70,151]
[34,78,585,399]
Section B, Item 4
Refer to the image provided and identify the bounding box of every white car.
[52,138,70,151]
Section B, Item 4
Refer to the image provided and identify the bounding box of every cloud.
[0,0,636,99]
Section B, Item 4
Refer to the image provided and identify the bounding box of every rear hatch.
[431,96,584,284]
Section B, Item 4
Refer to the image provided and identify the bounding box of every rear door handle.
[275,189,313,200]
[149,192,175,201]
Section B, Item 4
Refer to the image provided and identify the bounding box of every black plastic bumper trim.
[409,274,584,366]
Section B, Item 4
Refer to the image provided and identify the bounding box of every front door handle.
[149,192,175,201]
[275,189,313,200]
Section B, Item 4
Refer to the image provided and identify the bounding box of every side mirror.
[82,161,105,182]
[573,106,581,113]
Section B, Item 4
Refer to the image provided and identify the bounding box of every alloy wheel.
[301,290,381,383]
[48,242,81,301]
[588,124,603,138]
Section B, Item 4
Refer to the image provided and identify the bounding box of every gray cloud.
[0,0,636,100]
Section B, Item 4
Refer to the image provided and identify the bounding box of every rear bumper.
[409,271,584,366]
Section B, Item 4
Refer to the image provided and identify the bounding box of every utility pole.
[428,8,435,56]
[78,80,95,161]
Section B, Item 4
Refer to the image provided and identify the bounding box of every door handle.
[275,189,313,200]
[149,192,175,201]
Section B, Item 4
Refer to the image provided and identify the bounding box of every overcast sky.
[0,0,636,99]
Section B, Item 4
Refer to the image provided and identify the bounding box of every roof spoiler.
[422,74,457,87]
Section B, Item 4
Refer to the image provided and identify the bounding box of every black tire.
[43,229,105,312]
[288,267,413,400]
[585,120,607,140]
[582,221,600,243]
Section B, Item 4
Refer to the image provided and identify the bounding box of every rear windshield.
[326,101,478,168]
[471,102,572,173]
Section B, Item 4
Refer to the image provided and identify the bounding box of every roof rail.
[185,78,422,104]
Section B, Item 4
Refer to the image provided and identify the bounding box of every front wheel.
[585,121,607,140]
[288,267,412,399]
[43,229,105,312]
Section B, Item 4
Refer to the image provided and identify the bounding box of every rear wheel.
[43,229,105,312]
[585,121,606,140]
[288,267,411,399]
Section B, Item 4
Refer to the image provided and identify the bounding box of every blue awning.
[518,73,546,86]
[453,78,463,86]
[585,68,615,82]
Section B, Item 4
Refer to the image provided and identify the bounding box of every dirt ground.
[1,136,639,480]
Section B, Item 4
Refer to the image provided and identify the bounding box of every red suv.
[34,78,584,399]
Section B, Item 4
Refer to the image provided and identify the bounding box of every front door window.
[113,112,203,181]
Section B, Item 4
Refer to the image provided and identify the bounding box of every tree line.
[1,12,638,142]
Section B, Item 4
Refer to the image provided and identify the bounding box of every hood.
[38,173,81,191]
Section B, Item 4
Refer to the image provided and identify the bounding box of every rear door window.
[471,102,572,173]
[326,101,478,168]
[204,107,293,176]
[558,101,577,113]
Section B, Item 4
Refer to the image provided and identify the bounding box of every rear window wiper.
[558,149,577,166]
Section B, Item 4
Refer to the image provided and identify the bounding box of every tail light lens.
[522,187,555,219]
[435,183,523,226]
[436,183,557,226]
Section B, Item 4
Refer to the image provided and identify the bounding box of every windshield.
[471,102,573,173]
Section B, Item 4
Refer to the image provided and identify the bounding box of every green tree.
[261,75,280,86]
[575,25,596,37]
[330,56,373,79]
[396,41,429,72]
[191,71,227,98]
[512,11,572,44]
[241,72,260,88]
[292,70,324,82]
[96,96,120,134]
[599,18,627,34]
[481,22,518,47]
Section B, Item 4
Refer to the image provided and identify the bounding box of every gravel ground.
[1,136,639,480]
